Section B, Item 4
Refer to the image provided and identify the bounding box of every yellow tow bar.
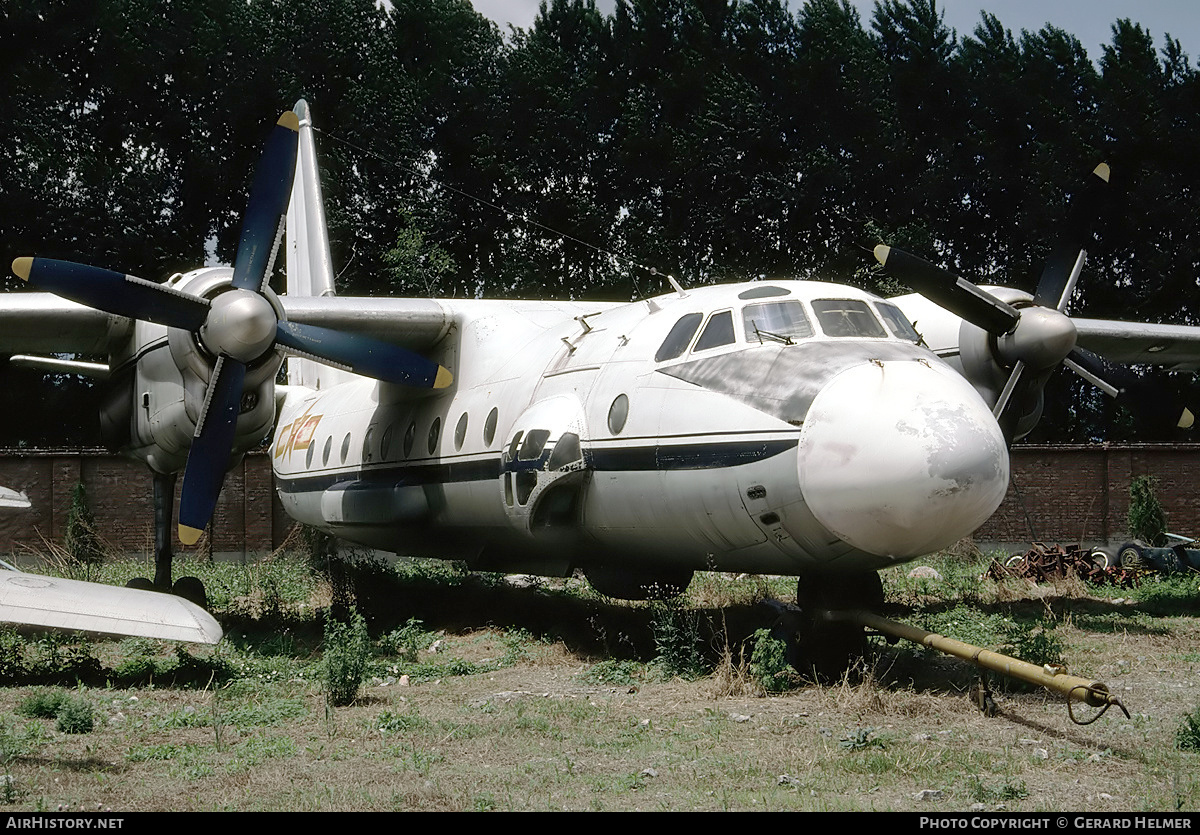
[827,609,1131,725]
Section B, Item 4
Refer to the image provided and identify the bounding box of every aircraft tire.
[125,577,156,592]
[172,576,208,609]
[788,571,882,683]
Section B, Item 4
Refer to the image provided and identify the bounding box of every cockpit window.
[742,300,813,345]
[692,310,736,351]
[655,312,703,362]
[875,302,922,342]
[737,285,791,300]
[811,299,888,338]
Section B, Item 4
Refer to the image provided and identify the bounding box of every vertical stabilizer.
[285,99,336,388]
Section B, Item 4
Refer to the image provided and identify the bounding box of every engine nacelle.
[102,267,282,475]
[957,287,1051,440]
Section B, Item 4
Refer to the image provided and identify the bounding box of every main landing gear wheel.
[767,571,883,683]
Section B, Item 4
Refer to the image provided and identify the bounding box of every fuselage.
[271,280,1010,579]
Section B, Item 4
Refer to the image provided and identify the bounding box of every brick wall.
[2,445,1198,556]
[0,449,289,558]
[977,445,1200,545]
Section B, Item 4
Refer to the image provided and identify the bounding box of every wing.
[0,564,223,644]
[1073,319,1200,371]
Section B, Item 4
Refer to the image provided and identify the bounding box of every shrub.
[55,698,94,734]
[1176,705,1200,751]
[1128,475,1168,547]
[648,599,707,680]
[749,629,796,693]
[324,607,370,706]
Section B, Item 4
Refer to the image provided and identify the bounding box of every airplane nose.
[797,360,1009,558]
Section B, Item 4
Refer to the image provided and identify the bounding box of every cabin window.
[742,300,813,344]
[403,422,416,458]
[483,407,499,446]
[875,302,922,342]
[811,299,888,338]
[363,426,375,462]
[608,394,629,434]
[655,313,703,362]
[305,441,316,469]
[322,436,332,466]
[340,432,351,465]
[692,310,735,351]
[380,425,394,460]
[454,413,468,451]
[427,416,441,455]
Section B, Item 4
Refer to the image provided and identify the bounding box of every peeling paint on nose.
[797,360,1009,558]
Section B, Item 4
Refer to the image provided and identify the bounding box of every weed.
[579,659,644,686]
[1176,705,1200,750]
[54,698,94,734]
[968,776,1028,802]
[16,689,70,720]
[749,628,796,693]
[1129,475,1168,547]
[378,618,433,662]
[999,620,1064,669]
[323,607,370,707]
[839,727,884,751]
[648,598,707,680]
[18,690,93,733]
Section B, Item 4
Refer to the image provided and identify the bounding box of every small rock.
[399,674,410,687]
[907,566,943,581]
[914,789,943,801]
[1032,748,1049,760]
[729,713,751,723]
[778,774,801,787]
[428,639,446,654]
[640,768,658,779]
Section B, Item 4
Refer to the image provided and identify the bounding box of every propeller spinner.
[12,111,452,545]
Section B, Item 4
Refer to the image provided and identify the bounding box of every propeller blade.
[874,245,1020,336]
[12,257,209,331]
[178,356,248,545]
[1066,347,1196,432]
[1033,163,1110,311]
[231,112,300,293]
[275,321,453,388]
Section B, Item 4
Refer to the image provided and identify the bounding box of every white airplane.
[4,103,1200,668]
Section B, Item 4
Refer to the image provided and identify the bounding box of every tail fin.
[285,99,336,388]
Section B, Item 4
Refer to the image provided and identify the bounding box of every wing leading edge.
[0,564,223,644]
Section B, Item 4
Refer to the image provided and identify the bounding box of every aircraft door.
[500,395,589,534]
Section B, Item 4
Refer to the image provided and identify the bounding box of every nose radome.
[797,360,1010,559]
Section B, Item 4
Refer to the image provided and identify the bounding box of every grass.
[0,546,1197,810]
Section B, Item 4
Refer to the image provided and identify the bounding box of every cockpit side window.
[875,302,922,342]
[692,310,736,351]
[742,300,813,344]
[811,299,888,338]
[655,313,703,362]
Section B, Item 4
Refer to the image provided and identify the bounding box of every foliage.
[53,697,95,734]
[1176,705,1200,751]
[579,659,644,686]
[647,598,708,681]
[323,607,370,707]
[17,690,94,734]
[749,628,796,693]
[63,482,105,570]
[2,0,1200,444]
[1128,475,1169,547]
[378,618,434,663]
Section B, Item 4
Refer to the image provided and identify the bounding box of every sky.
[470,0,1200,60]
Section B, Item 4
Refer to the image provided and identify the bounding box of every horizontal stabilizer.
[0,566,223,644]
